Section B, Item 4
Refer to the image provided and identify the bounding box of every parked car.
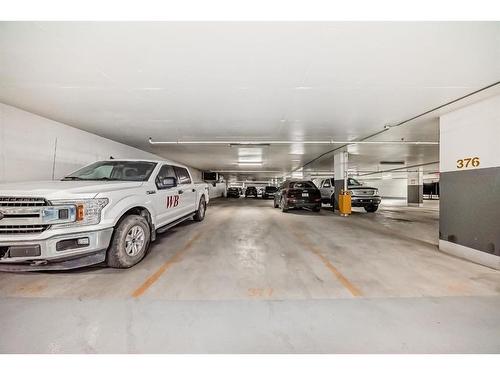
[245,186,258,198]
[274,180,322,212]
[262,186,278,199]
[0,159,209,271]
[316,177,381,212]
[226,187,240,198]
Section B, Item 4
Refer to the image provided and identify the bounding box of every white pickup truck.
[0,159,209,271]
[316,177,381,212]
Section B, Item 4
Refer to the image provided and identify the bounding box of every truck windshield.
[63,161,157,182]
[347,178,362,186]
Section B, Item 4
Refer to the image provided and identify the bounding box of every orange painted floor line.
[292,228,362,297]
[131,232,203,298]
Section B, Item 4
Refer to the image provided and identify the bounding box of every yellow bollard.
[338,189,351,216]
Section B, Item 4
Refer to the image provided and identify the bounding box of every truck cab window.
[156,165,177,189]
[174,166,192,185]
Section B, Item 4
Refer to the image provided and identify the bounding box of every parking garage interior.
[0,21,499,354]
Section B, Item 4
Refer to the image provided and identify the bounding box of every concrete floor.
[1,198,500,353]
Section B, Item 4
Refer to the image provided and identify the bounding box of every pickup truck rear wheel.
[193,196,206,222]
[330,196,337,211]
[107,215,151,268]
[280,197,289,213]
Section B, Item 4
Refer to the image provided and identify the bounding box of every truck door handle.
[192,189,196,192]
[178,190,184,194]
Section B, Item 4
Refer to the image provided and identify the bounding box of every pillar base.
[407,202,423,207]
[439,240,500,270]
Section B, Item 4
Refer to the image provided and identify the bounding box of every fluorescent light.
[236,162,263,166]
[230,143,271,147]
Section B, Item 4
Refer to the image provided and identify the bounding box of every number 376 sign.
[456,157,480,169]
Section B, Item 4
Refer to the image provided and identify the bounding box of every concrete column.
[333,148,348,210]
[302,171,312,180]
[439,94,500,269]
[407,167,423,206]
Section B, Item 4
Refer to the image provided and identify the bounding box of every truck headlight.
[49,198,109,227]
[374,189,379,195]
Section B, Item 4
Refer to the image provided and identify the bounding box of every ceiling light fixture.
[230,143,271,147]
[236,162,263,166]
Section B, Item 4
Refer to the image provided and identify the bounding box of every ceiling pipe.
[357,161,439,177]
[290,80,500,174]
[212,170,282,173]
[385,80,500,130]
[148,138,438,145]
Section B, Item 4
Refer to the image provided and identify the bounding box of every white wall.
[440,94,500,173]
[0,103,201,182]
[359,178,407,199]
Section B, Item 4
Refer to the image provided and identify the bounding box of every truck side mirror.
[159,177,177,189]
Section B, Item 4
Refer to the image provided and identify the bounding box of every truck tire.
[107,215,151,269]
[364,205,379,213]
[312,206,321,212]
[193,196,206,222]
[331,196,337,211]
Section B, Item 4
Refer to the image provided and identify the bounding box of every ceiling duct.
[379,161,406,165]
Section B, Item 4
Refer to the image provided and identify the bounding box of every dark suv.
[262,186,278,199]
[274,180,322,212]
[226,187,240,198]
[245,186,258,198]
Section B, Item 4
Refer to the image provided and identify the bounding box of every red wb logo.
[166,195,179,208]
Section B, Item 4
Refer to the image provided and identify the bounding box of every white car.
[0,159,209,271]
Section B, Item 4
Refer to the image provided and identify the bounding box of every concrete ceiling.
[1,22,499,180]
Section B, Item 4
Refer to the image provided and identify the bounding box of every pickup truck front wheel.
[193,196,206,222]
[364,205,379,213]
[107,215,151,268]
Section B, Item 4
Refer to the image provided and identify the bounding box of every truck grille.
[0,197,49,207]
[0,225,49,234]
[0,197,51,235]
[351,189,375,196]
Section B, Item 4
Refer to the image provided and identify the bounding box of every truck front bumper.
[0,228,114,271]
[351,196,381,207]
